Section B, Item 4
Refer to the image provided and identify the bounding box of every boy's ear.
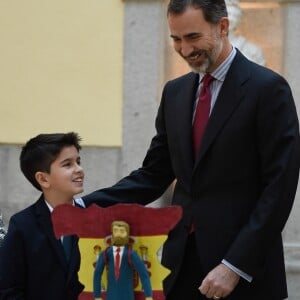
[35,171,50,189]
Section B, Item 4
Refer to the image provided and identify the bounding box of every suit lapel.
[194,51,250,167]
[121,246,127,267]
[174,72,199,177]
[35,196,68,270]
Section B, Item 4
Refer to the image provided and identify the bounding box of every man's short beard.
[190,36,223,74]
[190,57,211,73]
[112,236,129,246]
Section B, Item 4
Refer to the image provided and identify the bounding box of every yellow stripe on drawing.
[78,235,169,292]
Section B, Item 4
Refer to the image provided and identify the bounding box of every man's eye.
[188,35,200,40]
[171,37,180,42]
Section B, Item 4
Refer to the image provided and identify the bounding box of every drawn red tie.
[192,74,215,158]
[115,247,121,280]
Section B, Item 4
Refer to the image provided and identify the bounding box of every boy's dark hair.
[167,0,227,25]
[20,132,82,191]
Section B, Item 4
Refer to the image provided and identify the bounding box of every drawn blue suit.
[93,245,152,300]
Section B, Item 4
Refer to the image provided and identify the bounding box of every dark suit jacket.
[0,195,84,300]
[83,50,300,299]
[93,246,152,300]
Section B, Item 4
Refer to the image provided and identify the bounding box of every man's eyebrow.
[170,32,201,39]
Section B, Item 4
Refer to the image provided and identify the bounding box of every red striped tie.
[192,74,215,158]
[115,247,121,280]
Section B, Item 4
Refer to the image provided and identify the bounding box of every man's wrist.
[221,259,252,282]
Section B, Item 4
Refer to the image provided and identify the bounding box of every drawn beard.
[112,235,129,246]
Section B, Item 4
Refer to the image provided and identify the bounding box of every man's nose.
[180,41,194,57]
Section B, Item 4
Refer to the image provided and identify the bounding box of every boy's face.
[45,145,84,200]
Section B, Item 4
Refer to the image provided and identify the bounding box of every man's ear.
[35,171,50,189]
[219,17,230,37]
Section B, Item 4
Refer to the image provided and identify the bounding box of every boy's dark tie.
[192,73,215,158]
[62,235,72,262]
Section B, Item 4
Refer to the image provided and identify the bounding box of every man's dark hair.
[20,132,82,191]
[167,0,228,24]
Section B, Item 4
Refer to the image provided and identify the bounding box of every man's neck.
[208,41,233,73]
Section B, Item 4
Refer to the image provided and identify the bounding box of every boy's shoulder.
[10,196,43,226]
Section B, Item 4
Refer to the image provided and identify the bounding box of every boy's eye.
[63,162,71,167]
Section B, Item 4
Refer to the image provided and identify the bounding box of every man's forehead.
[113,225,126,230]
[168,8,208,35]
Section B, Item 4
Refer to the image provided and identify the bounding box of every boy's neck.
[43,191,73,208]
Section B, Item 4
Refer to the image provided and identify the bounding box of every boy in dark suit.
[0,132,85,300]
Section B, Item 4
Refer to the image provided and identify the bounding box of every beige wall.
[0,0,123,146]
[238,1,283,72]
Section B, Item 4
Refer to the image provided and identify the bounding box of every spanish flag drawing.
[52,203,182,300]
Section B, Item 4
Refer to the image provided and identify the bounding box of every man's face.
[111,225,129,246]
[168,7,225,73]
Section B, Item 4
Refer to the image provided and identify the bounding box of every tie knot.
[202,73,214,87]
[116,247,121,253]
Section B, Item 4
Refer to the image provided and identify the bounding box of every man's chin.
[188,62,209,73]
[113,242,124,246]
[112,237,129,246]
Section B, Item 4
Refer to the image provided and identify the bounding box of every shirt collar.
[44,199,75,213]
[199,46,237,83]
[113,245,125,251]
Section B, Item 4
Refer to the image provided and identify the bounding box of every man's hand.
[198,263,240,299]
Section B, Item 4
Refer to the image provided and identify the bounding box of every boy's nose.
[75,164,83,173]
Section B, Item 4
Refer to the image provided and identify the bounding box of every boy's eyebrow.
[59,158,71,164]
[59,156,80,164]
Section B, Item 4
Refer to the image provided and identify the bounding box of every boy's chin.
[74,187,84,194]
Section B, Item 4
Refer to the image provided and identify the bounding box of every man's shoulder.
[162,72,199,97]
[166,71,198,86]
[234,49,283,81]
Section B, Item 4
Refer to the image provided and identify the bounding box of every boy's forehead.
[55,145,80,162]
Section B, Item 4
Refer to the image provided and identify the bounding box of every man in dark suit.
[83,1,300,299]
[0,133,84,299]
[93,221,153,300]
